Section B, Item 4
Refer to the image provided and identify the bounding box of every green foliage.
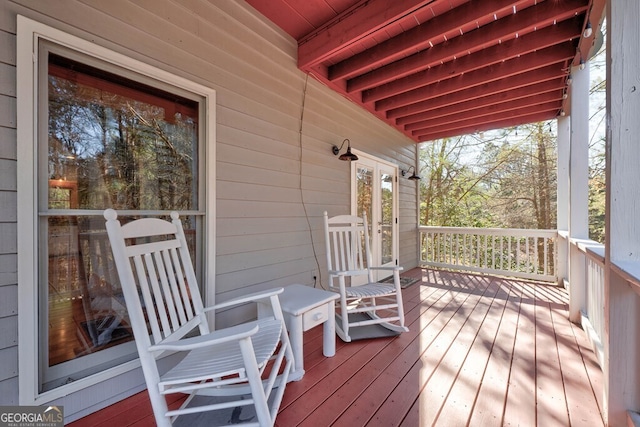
[419,44,607,238]
[419,122,558,230]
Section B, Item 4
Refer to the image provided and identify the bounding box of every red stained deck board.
[295,281,469,426]
[433,279,514,426]
[397,276,506,426]
[467,279,524,426]
[278,283,437,425]
[552,304,605,426]
[502,280,538,427]
[346,274,490,425]
[535,290,570,426]
[68,268,604,427]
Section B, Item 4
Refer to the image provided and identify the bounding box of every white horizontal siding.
[0,127,17,160]
[4,0,419,419]
[0,283,16,317]
[0,316,17,350]
[0,254,16,286]
[0,94,16,128]
[0,4,17,409]
[0,63,16,97]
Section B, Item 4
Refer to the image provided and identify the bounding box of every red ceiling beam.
[408,98,562,137]
[347,0,587,93]
[362,18,581,103]
[328,0,523,81]
[388,72,566,123]
[411,101,560,137]
[389,74,566,120]
[396,80,565,126]
[404,90,565,132]
[416,111,559,142]
[376,42,575,112]
[298,0,436,71]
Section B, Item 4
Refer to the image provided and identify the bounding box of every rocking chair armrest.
[369,266,404,271]
[329,269,367,276]
[202,288,285,312]
[149,322,259,352]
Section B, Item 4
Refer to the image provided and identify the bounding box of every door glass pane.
[356,165,373,267]
[380,171,393,265]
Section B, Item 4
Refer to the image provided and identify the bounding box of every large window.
[18,17,216,403]
[41,46,204,391]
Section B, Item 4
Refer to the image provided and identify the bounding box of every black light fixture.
[402,166,421,180]
[332,139,358,161]
[583,20,593,38]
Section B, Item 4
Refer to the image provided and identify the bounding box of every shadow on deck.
[69,267,604,426]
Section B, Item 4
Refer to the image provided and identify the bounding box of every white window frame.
[16,16,216,404]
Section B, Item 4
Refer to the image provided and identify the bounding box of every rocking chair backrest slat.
[159,248,184,327]
[324,212,370,274]
[105,210,206,347]
[144,252,172,339]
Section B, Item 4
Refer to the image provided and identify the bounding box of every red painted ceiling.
[245,0,605,142]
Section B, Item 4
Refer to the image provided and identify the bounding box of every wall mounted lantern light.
[332,139,358,161]
[402,166,421,180]
[583,21,593,38]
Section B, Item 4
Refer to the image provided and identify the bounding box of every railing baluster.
[492,235,496,270]
[527,237,532,273]
[418,227,558,282]
[476,234,480,269]
[543,237,549,276]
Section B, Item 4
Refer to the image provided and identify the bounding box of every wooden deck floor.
[69,268,604,426]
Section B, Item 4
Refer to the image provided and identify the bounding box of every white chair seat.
[331,282,397,298]
[159,318,282,390]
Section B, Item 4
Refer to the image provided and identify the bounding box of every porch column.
[568,63,589,323]
[556,115,569,287]
[604,0,640,424]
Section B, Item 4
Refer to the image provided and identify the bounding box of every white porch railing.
[419,226,558,282]
[558,230,605,367]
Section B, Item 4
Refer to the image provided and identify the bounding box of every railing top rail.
[611,261,640,294]
[568,237,605,264]
[419,225,558,238]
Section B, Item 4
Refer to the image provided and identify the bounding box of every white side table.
[266,285,339,381]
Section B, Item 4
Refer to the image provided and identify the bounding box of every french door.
[351,153,399,281]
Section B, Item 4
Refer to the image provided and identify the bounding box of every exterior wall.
[0,0,418,420]
[0,3,19,407]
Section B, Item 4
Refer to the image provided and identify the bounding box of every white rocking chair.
[323,211,408,342]
[104,209,293,427]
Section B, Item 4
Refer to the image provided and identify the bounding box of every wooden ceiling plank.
[387,71,565,120]
[245,0,317,38]
[362,17,581,103]
[328,0,519,81]
[396,80,565,126]
[349,0,587,93]
[416,111,558,142]
[298,0,435,70]
[375,42,575,112]
[408,98,562,135]
[403,90,565,131]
